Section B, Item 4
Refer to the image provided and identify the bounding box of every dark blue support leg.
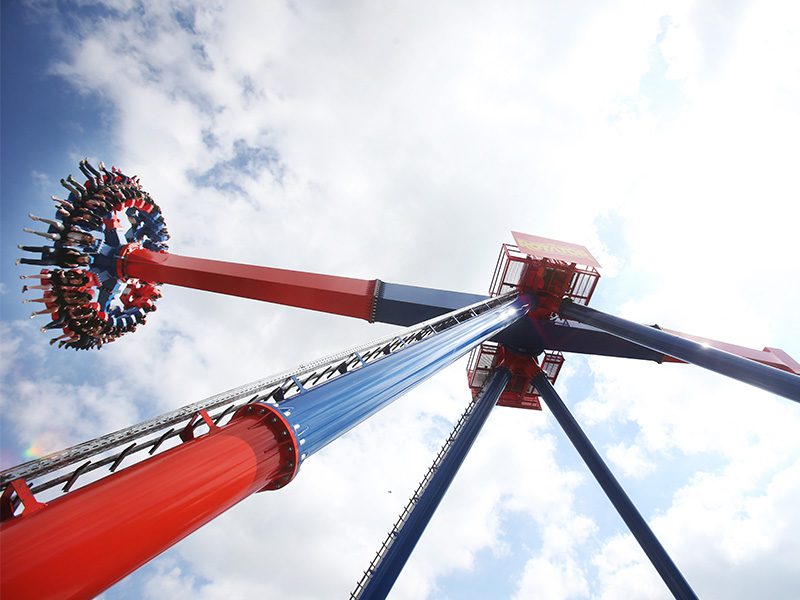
[560,300,800,402]
[533,372,698,600]
[357,367,512,600]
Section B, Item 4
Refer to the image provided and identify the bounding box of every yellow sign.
[511,232,600,268]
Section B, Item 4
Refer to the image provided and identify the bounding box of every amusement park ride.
[2,161,799,600]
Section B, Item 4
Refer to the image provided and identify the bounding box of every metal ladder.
[1,292,518,512]
[349,385,486,599]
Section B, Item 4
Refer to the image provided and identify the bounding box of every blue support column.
[533,372,698,600]
[560,300,800,403]
[358,367,512,600]
[281,296,530,458]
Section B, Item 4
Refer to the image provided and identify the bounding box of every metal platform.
[488,242,600,305]
[465,241,599,408]
[466,342,564,410]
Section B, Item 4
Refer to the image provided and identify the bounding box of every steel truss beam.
[1,294,530,599]
[1,292,524,502]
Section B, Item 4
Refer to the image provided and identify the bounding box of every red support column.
[0,404,299,600]
[121,247,378,321]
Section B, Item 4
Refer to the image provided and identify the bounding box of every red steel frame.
[465,242,597,409]
[122,247,378,321]
[0,404,298,600]
[487,243,600,306]
[466,342,564,410]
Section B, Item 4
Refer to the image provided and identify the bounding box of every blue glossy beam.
[372,282,672,361]
[358,367,512,600]
[533,372,699,600]
[280,296,530,458]
[559,299,800,403]
[495,316,668,360]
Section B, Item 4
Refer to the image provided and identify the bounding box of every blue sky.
[2,1,799,599]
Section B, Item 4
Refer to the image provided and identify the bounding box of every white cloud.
[591,532,665,600]
[606,442,656,479]
[0,322,142,466]
[592,458,800,600]
[513,514,596,599]
[141,562,199,600]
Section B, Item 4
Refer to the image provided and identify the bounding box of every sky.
[1,1,799,598]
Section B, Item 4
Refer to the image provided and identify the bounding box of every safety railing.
[1,291,519,513]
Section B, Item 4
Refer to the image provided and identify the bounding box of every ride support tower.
[7,164,799,599]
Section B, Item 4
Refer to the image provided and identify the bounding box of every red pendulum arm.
[0,404,299,600]
[121,247,379,321]
[0,294,525,599]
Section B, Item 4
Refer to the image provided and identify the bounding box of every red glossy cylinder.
[122,248,378,321]
[0,404,298,600]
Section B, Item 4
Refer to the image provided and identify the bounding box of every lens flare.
[23,434,61,459]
